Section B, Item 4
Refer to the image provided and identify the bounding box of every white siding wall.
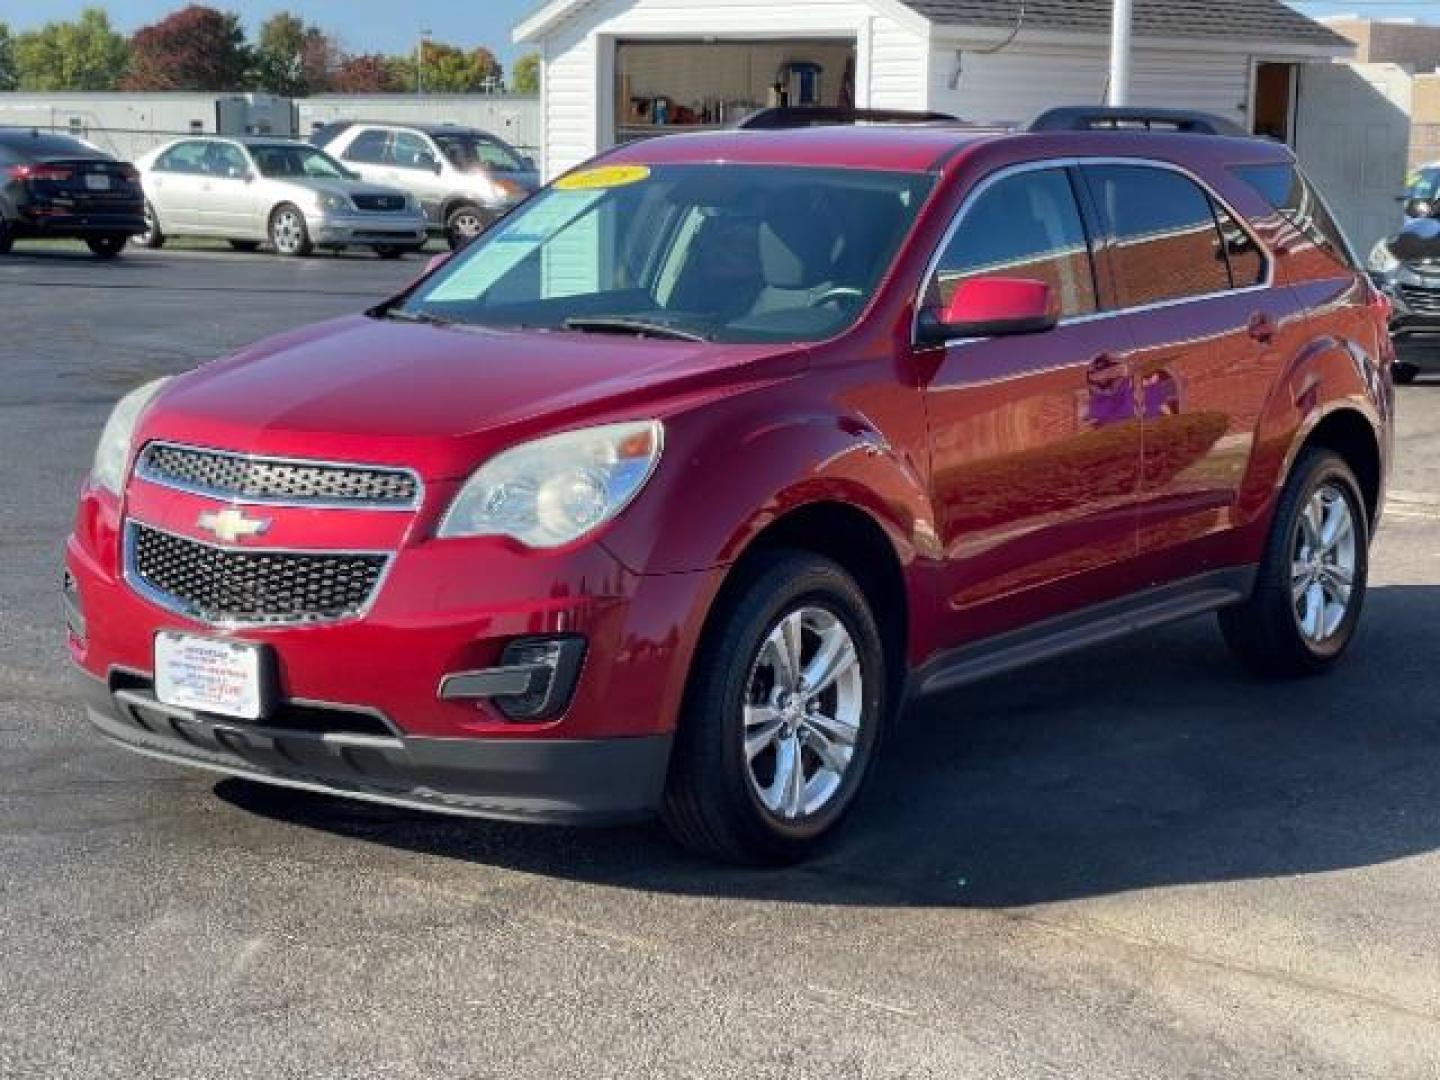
[536,0,928,178]
[926,39,1251,128]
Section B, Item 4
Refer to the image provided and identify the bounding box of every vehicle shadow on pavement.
[217,584,1440,908]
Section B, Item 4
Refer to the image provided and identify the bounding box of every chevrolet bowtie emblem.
[197,508,271,544]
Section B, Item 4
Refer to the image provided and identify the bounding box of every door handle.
[1247,312,1276,344]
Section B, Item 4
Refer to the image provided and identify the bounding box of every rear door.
[197,142,257,236]
[338,127,395,185]
[146,141,209,230]
[1079,161,1301,569]
[918,165,1144,647]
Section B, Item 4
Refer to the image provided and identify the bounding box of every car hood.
[268,177,410,200]
[140,315,804,479]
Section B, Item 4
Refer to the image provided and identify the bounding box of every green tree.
[0,23,16,92]
[254,12,338,96]
[512,52,539,94]
[14,9,128,92]
[391,40,503,94]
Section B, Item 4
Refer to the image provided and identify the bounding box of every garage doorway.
[612,39,857,146]
[1253,61,1298,144]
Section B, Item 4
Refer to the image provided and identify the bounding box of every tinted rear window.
[1231,163,1357,269]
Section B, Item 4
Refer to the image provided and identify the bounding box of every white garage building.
[514,0,1409,251]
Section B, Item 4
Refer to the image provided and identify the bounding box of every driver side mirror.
[919,276,1059,344]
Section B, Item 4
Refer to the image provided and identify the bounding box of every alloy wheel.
[741,606,863,821]
[1291,481,1358,645]
[272,210,305,255]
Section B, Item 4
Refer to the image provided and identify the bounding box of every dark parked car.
[69,111,1392,864]
[0,129,145,257]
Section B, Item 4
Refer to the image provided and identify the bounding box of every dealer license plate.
[154,632,267,720]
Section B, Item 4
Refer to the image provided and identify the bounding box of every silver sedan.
[134,137,429,258]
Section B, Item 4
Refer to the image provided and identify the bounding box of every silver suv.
[313,121,539,249]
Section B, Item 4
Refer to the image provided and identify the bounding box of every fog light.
[61,569,86,641]
[438,635,586,721]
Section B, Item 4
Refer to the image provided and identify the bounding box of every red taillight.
[118,164,140,182]
[7,163,73,182]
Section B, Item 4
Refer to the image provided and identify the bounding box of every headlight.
[1369,239,1399,275]
[316,192,351,212]
[438,420,663,547]
[92,378,169,494]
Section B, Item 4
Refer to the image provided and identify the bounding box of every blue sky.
[5,2,1440,64]
[1,0,538,62]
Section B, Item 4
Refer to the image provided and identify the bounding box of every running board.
[910,567,1256,699]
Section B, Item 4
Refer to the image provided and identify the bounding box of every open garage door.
[1294,62,1410,257]
[613,39,857,145]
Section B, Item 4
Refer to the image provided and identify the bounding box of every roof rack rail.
[734,106,960,131]
[1028,107,1249,137]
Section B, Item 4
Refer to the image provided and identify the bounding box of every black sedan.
[0,129,145,258]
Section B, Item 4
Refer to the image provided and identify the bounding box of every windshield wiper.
[564,316,710,343]
[380,307,455,327]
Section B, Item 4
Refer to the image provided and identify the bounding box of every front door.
[918,165,1144,647]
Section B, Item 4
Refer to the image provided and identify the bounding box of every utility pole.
[1107,0,1132,106]
[417,29,431,96]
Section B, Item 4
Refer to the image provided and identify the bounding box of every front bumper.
[310,209,427,246]
[80,669,672,825]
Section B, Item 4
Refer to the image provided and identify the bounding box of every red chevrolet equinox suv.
[66,114,1394,864]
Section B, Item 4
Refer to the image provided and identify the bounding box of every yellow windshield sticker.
[554,164,651,191]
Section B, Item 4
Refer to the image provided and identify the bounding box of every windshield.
[251,144,350,180]
[433,131,527,173]
[399,164,935,344]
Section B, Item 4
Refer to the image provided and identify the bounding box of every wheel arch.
[1296,406,1384,532]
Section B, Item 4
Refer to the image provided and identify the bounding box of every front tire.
[662,551,887,865]
[0,218,13,255]
[445,204,487,250]
[1219,448,1368,676]
[268,204,312,257]
[85,234,127,258]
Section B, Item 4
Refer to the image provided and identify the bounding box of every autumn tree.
[512,52,539,94]
[13,9,127,92]
[326,54,398,94]
[122,5,250,91]
[254,12,338,96]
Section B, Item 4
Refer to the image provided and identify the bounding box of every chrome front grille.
[1398,284,1440,316]
[353,194,407,213]
[126,523,388,625]
[136,442,420,508]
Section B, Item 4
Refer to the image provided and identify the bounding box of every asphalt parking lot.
[3,243,1440,1079]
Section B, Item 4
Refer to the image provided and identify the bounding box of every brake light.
[118,164,140,182]
[7,164,73,182]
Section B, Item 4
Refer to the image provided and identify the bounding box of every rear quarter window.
[1231,163,1358,270]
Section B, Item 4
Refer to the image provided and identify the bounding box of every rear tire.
[138,202,164,249]
[661,551,887,865]
[268,204,312,257]
[1393,361,1420,385]
[1219,448,1368,677]
[228,239,261,253]
[85,234,127,259]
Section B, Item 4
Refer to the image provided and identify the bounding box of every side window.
[1231,163,1358,269]
[1211,201,1266,287]
[929,168,1097,319]
[1083,165,1231,307]
[343,129,390,165]
[207,143,249,179]
[155,141,208,174]
[392,131,437,171]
